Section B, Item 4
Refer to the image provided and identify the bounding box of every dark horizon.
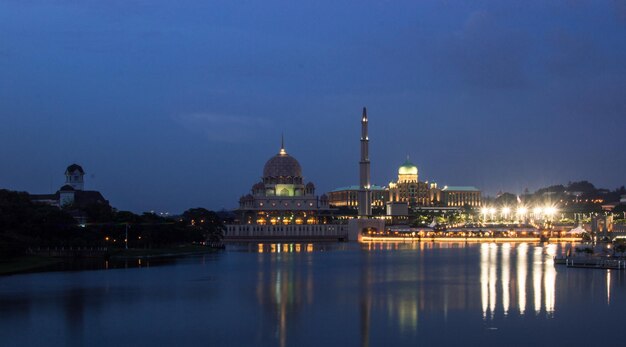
[2,1,625,213]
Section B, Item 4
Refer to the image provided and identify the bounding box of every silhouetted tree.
[182,208,225,242]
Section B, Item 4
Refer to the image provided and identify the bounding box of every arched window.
[280,188,289,196]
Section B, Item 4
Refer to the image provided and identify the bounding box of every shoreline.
[0,245,220,277]
[360,236,582,243]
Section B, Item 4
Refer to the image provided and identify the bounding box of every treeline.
[0,189,224,259]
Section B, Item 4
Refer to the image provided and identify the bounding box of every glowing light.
[533,207,542,215]
[533,247,542,314]
[502,207,511,215]
[481,207,489,215]
[544,206,557,216]
[517,207,527,216]
[480,243,489,319]
[502,243,511,316]
[517,243,528,315]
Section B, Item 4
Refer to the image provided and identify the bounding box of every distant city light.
[544,207,557,216]
[502,207,510,217]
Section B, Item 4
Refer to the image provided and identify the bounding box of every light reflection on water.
[0,242,624,346]
[480,243,557,321]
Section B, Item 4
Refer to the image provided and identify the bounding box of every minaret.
[358,107,372,217]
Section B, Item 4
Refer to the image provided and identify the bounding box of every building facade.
[226,139,355,240]
[29,164,110,224]
[388,159,441,207]
[327,185,389,209]
[440,186,481,207]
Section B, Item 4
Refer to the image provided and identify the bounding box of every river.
[0,242,623,346]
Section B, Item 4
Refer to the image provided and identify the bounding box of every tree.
[182,208,225,242]
[495,193,517,206]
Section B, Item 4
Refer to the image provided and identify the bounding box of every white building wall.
[226,224,349,238]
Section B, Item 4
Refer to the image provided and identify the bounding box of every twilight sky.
[1,0,625,213]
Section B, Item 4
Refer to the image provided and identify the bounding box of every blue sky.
[1,0,625,213]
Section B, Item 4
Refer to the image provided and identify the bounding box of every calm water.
[1,242,624,347]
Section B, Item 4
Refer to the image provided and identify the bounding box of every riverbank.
[360,236,582,243]
[108,244,220,259]
[0,255,63,276]
[0,244,220,276]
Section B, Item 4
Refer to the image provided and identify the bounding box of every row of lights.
[480,206,558,218]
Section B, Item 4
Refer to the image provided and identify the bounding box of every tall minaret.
[358,107,372,217]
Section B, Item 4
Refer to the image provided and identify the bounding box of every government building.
[388,158,441,207]
[328,158,482,211]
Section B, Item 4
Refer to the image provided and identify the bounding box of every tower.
[349,107,385,241]
[358,107,372,217]
[65,164,84,191]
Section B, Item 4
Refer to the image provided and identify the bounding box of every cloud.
[174,113,270,143]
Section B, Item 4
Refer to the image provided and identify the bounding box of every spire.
[362,107,368,122]
[279,133,286,155]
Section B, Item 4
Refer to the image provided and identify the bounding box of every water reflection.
[544,245,557,316]
[502,243,510,316]
[479,243,557,320]
[2,242,623,347]
[607,270,611,305]
[252,242,567,346]
[533,246,542,314]
[517,243,527,315]
[255,245,315,347]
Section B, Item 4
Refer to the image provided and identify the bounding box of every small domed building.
[29,164,110,224]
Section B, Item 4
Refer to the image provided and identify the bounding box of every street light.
[502,207,511,220]
[544,206,557,216]
[481,207,489,222]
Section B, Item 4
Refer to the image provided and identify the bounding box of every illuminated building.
[388,158,441,207]
[440,186,481,207]
[326,185,389,210]
[226,138,347,240]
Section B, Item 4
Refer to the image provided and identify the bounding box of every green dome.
[398,160,418,175]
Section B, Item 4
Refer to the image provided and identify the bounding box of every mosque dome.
[263,146,302,178]
[398,159,418,175]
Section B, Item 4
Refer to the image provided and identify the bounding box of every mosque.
[225,139,348,240]
[235,137,331,226]
[225,107,481,241]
